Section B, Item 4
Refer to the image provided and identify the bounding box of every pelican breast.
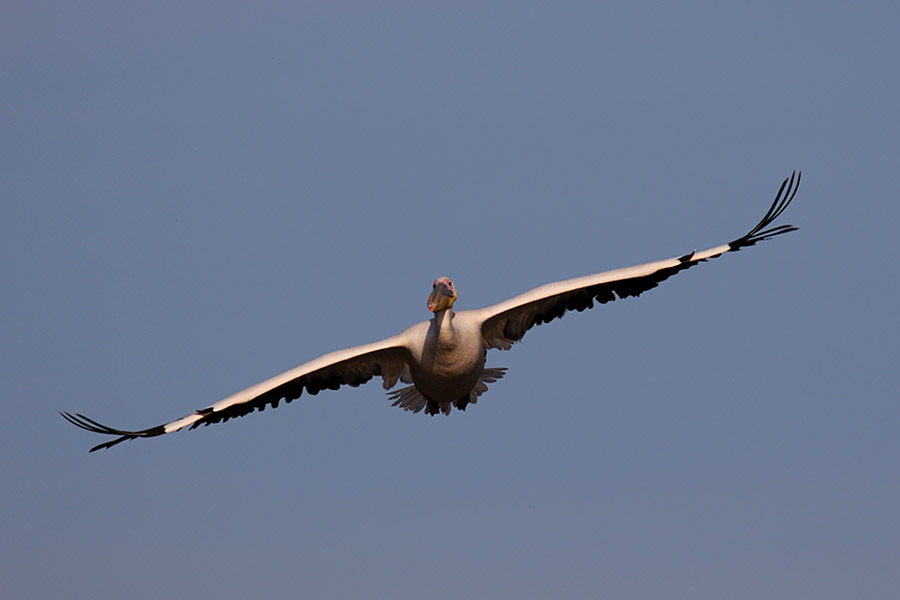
[408,310,487,402]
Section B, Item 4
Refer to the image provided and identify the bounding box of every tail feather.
[386,367,508,415]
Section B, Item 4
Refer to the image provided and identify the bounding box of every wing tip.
[61,411,167,453]
[729,170,801,250]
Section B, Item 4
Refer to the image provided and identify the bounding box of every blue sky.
[3,2,899,598]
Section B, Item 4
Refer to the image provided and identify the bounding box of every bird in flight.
[63,172,801,452]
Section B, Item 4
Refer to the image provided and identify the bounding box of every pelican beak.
[428,281,457,313]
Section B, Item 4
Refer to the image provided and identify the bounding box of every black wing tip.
[61,411,166,453]
[730,170,801,250]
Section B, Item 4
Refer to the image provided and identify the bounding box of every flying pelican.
[63,172,801,452]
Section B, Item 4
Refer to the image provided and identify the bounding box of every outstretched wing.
[62,333,412,451]
[475,172,800,350]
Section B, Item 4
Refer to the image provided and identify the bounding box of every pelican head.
[428,277,457,313]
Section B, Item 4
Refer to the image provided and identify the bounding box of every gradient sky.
[3,2,899,598]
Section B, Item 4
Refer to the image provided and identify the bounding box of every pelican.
[63,172,801,452]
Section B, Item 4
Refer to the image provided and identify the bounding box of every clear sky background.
[3,2,899,598]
